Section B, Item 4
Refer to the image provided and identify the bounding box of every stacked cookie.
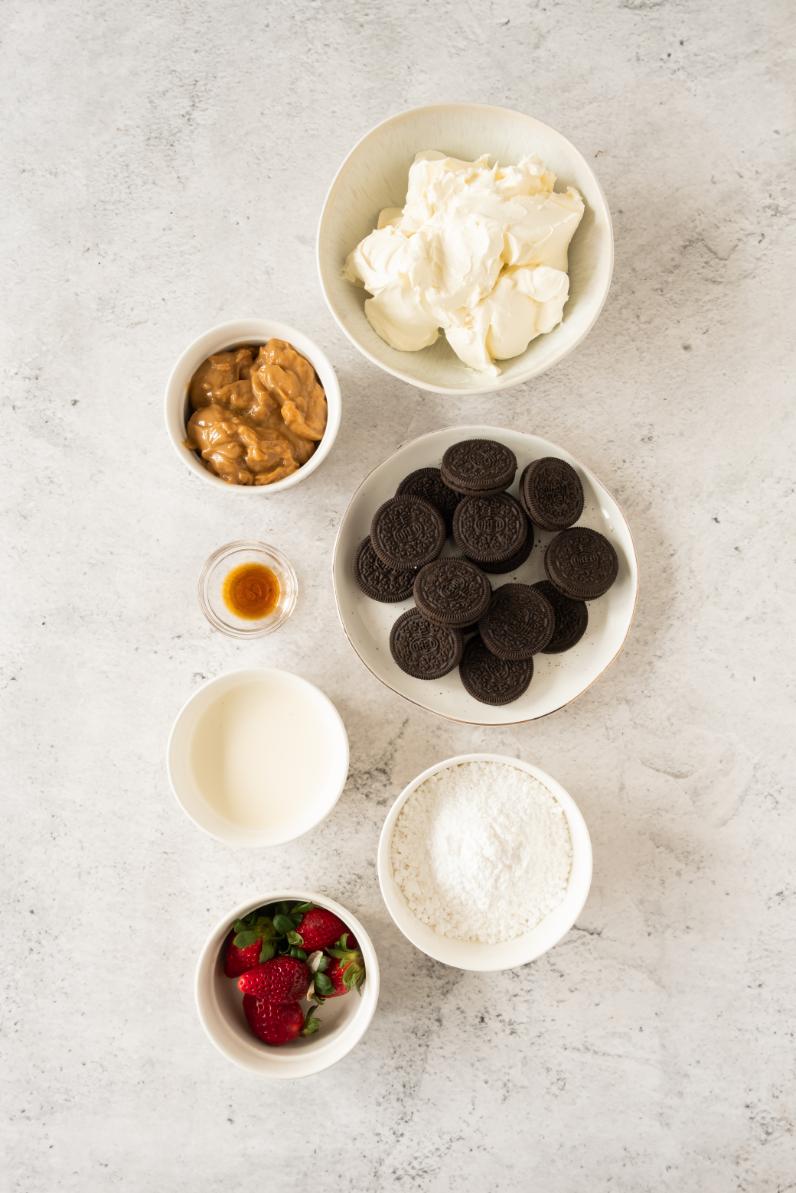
[354,438,619,705]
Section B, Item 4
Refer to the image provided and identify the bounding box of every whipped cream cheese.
[344,151,585,372]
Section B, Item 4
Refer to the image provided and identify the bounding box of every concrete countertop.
[1,0,793,1189]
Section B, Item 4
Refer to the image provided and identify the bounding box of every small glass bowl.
[198,541,298,638]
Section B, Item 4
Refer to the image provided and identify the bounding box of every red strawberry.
[222,912,276,978]
[223,933,262,978]
[237,956,309,1002]
[294,908,347,952]
[327,954,365,996]
[315,939,366,999]
[243,997,320,1046]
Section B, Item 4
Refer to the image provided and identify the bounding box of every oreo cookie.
[478,583,554,660]
[533,580,588,654]
[441,439,517,495]
[545,527,619,600]
[453,493,528,565]
[413,558,491,628]
[459,636,534,705]
[389,608,463,680]
[396,467,461,529]
[371,496,446,570]
[520,457,584,531]
[354,537,416,603]
[476,523,534,574]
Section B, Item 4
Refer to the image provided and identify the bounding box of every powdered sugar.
[390,760,573,944]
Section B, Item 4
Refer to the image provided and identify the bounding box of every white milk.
[189,676,342,834]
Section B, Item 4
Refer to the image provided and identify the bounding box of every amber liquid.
[223,562,280,620]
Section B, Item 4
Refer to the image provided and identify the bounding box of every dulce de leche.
[185,339,327,486]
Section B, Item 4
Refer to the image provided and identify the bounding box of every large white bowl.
[164,318,341,493]
[317,103,613,395]
[196,891,379,1077]
[167,669,349,846]
[378,754,592,971]
[331,425,638,726]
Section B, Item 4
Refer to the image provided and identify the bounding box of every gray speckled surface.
[2,0,794,1189]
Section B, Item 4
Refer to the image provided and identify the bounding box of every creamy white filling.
[344,151,585,372]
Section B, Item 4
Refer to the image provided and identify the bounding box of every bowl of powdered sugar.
[378,754,592,971]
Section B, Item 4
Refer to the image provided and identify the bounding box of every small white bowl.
[196,891,379,1077]
[378,754,592,971]
[167,669,349,846]
[317,103,613,395]
[164,318,341,493]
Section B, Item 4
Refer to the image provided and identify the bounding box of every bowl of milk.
[167,668,349,845]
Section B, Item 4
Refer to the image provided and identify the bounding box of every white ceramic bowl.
[196,891,379,1077]
[317,103,613,395]
[167,669,349,846]
[164,318,341,492]
[378,754,592,971]
[332,425,638,726]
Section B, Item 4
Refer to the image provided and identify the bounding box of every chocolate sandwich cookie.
[545,527,619,600]
[520,457,584,531]
[453,493,528,566]
[441,439,517,495]
[389,608,463,680]
[354,537,416,603]
[532,580,588,653]
[396,467,461,529]
[371,495,446,571]
[478,582,554,660]
[459,636,534,705]
[413,557,492,628]
[476,523,534,574]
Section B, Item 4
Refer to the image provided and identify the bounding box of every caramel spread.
[223,562,280,620]
[185,340,327,485]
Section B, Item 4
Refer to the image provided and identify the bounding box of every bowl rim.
[195,889,380,1077]
[163,317,342,493]
[377,752,593,971]
[317,101,614,396]
[166,667,349,846]
[330,424,639,726]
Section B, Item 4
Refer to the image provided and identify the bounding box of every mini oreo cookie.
[545,527,619,600]
[532,580,588,653]
[354,537,416,603]
[396,467,461,529]
[459,636,534,705]
[441,439,517,495]
[371,495,446,571]
[478,583,554,660]
[389,608,463,680]
[474,523,534,574]
[520,457,584,531]
[453,493,528,565]
[413,558,492,628]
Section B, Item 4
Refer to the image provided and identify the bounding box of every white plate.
[331,426,638,726]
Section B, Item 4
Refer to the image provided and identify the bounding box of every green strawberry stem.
[302,1005,321,1036]
[232,913,276,950]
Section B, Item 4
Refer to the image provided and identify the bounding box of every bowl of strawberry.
[195,891,379,1076]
